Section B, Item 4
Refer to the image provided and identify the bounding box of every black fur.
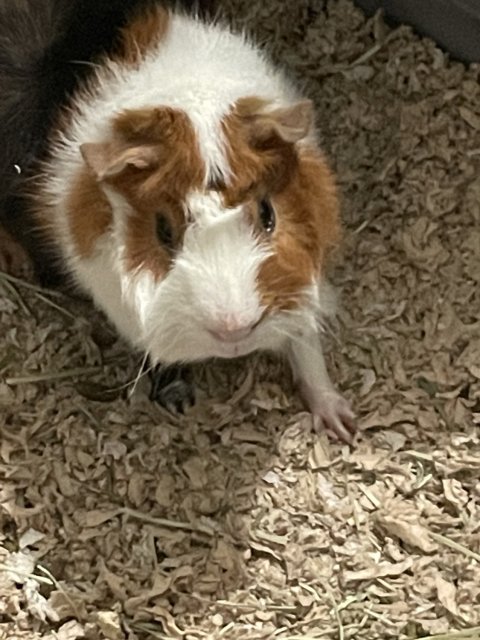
[0,0,216,286]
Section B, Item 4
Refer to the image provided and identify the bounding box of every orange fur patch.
[221,97,298,206]
[65,168,112,257]
[116,5,170,66]
[258,148,340,310]
[221,99,341,311]
[79,106,206,278]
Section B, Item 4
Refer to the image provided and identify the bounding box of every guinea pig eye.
[155,214,174,249]
[259,199,276,234]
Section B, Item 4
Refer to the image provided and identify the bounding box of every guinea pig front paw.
[148,364,195,414]
[0,225,33,279]
[306,388,356,444]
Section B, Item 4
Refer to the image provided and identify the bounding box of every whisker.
[127,352,151,398]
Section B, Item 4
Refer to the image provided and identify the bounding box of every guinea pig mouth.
[207,326,253,343]
[206,327,258,359]
[212,341,255,359]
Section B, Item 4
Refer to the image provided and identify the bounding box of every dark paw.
[148,363,195,414]
[0,224,33,279]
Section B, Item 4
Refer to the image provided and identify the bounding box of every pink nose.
[208,320,255,343]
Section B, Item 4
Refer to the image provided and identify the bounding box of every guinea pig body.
[32,6,355,442]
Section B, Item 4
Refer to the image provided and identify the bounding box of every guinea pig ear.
[240,98,314,145]
[80,142,159,180]
[262,100,314,143]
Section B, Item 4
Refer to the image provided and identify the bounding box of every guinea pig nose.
[208,321,255,343]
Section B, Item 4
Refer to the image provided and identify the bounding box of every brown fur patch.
[65,169,113,257]
[221,98,299,206]
[116,5,170,66]
[258,149,340,310]
[221,98,340,311]
[78,106,205,278]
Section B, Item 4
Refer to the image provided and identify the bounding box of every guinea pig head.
[80,98,341,364]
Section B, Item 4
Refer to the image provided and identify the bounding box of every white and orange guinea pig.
[31,4,356,442]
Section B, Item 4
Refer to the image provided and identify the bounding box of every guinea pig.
[28,4,356,442]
